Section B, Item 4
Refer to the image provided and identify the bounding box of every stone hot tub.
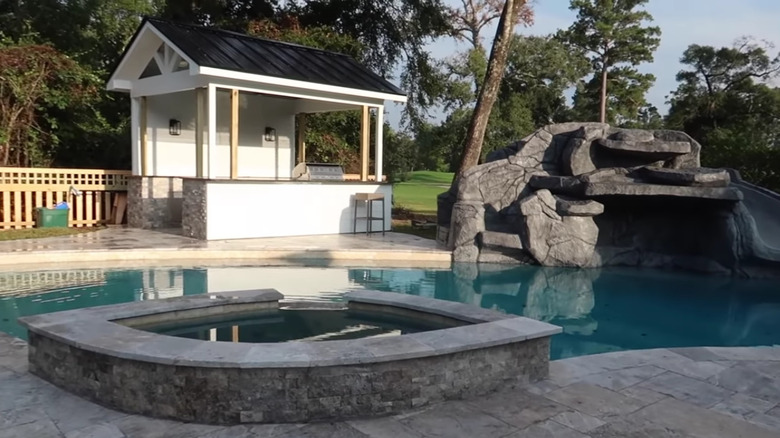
[19,290,560,425]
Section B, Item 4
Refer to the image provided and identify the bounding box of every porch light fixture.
[169,119,182,136]
[264,126,276,142]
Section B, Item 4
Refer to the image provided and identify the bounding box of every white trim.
[199,66,407,103]
[108,79,133,92]
[108,22,155,86]
[207,84,217,179]
[130,98,140,175]
[109,22,407,105]
[164,45,175,72]
[208,81,384,109]
[375,106,384,181]
[295,100,360,113]
[107,22,199,88]
[146,25,198,71]
[153,51,166,75]
[130,71,207,98]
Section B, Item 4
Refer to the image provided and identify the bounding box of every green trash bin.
[36,208,69,228]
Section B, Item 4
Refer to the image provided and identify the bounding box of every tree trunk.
[456,0,522,176]
[599,61,608,123]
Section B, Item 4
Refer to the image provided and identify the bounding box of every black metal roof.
[143,18,405,97]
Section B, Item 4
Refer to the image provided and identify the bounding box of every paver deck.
[1,333,778,437]
[0,228,451,267]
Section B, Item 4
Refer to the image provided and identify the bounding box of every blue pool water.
[1,264,778,360]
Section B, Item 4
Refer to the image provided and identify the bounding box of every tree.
[283,0,451,127]
[572,67,655,125]
[159,0,277,31]
[667,39,780,190]
[421,34,585,172]
[502,35,589,127]
[449,0,532,48]
[383,127,419,181]
[558,0,660,123]
[0,43,99,166]
[456,0,532,176]
[667,38,780,139]
[1,0,161,169]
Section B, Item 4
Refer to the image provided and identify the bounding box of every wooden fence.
[0,167,131,229]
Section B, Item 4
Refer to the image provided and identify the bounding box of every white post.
[130,97,140,175]
[195,88,207,178]
[207,84,217,179]
[374,106,384,182]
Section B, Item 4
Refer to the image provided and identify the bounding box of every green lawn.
[393,171,453,216]
[0,227,101,241]
[401,170,454,186]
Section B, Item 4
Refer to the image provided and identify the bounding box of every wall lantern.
[169,119,182,136]
[264,126,277,142]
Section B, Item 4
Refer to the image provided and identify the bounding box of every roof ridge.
[145,17,351,59]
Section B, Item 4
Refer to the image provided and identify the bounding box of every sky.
[386,0,780,128]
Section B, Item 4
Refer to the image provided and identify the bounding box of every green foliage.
[502,35,589,126]
[159,0,277,31]
[0,226,101,241]
[248,16,364,57]
[667,38,780,191]
[0,42,100,166]
[402,170,455,185]
[282,0,450,128]
[0,0,449,170]
[0,0,156,169]
[558,0,661,123]
[303,112,363,173]
[3,0,156,72]
[421,34,587,170]
[572,67,656,125]
[393,171,453,214]
[384,128,419,182]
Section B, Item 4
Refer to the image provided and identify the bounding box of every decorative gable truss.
[141,43,190,79]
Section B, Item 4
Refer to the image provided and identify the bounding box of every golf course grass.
[393,171,453,216]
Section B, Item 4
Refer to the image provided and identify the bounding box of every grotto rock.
[554,196,604,217]
[518,190,599,268]
[638,166,731,187]
[441,122,779,276]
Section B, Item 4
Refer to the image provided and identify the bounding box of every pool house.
[108,18,406,240]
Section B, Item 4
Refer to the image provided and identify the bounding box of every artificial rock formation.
[438,123,780,275]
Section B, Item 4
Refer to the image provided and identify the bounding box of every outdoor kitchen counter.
[180,178,392,240]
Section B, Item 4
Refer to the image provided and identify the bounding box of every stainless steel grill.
[292,163,345,181]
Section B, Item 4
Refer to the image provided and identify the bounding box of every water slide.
[729,170,780,260]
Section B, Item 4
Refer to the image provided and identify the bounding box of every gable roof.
[125,18,406,98]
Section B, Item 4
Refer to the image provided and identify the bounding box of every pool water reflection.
[1,264,778,359]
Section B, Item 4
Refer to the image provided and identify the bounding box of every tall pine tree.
[558,0,660,124]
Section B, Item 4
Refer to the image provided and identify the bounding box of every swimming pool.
[1,264,778,359]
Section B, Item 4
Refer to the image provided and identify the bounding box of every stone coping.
[188,178,392,186]
[1,258,453,274]
[0,247,452,267]
[18,289,561,369]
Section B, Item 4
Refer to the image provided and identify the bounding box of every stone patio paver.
[548,411,604,433]
[544,382,648,418]
[0,333,779,438]
[506,420,590,438]
[711,393,777,420]
[637,371,736,408]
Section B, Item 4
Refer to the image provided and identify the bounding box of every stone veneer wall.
[181,178,208,240]
[27,332,549,424]
[128,176,184,229]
